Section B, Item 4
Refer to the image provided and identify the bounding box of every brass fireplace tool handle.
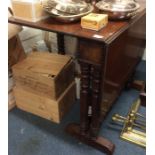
[112,98,146,147]
[112,114,146,130]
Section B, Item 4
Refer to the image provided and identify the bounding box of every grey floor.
[8,61,146,155]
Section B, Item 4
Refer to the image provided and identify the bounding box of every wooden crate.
[12,52,75,100]
[11,0,49,22]
[14,81,76,123]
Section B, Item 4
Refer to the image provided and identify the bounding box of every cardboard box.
[81,13,108,31]
[12,52,75,100]
[14,81,76,123]
[11,0,49,22]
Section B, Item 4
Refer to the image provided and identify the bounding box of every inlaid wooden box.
[13,81,76,123]
[11,0,49,22]
[12,52,75,100]
[81,13,108,31]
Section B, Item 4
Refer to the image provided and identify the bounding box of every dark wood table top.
[8,1,145,44]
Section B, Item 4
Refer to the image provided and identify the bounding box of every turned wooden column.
[90,65,102,138]
[57,33,65,54]
[79,61,91,135]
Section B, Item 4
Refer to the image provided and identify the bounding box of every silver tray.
[43,2,94,23]
[44,0,89,15]
[95,0,140,20]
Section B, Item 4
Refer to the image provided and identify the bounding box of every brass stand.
[112,98,146,147]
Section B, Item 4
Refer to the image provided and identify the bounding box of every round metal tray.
[43,0,89,15]
[95,0,140,20]
[43,2,94,23]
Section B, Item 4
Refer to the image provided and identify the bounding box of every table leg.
[66,123,115,155]
[66,62,115,155]
[90,65,102,137]
[79,61,91,135]
[57,33,65,54]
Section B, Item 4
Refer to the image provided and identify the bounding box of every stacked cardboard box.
[11,0,49,22]
[12,52,76,123]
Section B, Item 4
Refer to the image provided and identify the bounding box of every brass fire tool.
[112,98,146,147]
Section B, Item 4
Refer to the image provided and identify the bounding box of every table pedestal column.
[79,62,91,135]
[57,33,65,54]
[66,62,115,155]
